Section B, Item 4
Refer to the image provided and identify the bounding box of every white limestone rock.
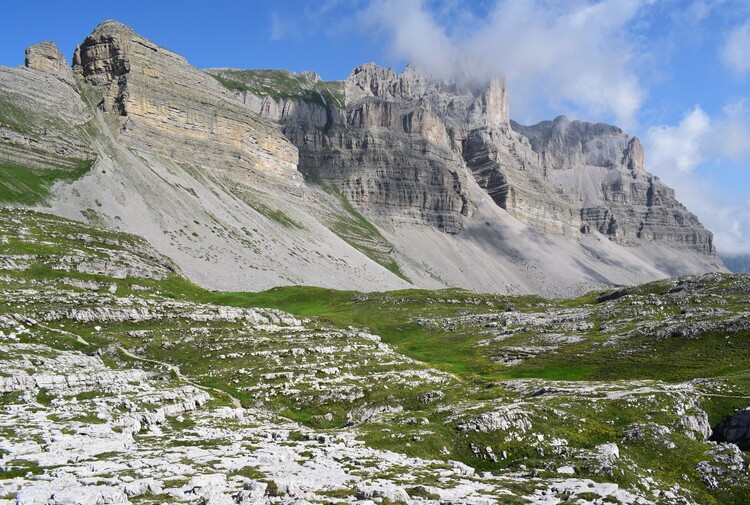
[16,474,129,505]
[356,483,410,503]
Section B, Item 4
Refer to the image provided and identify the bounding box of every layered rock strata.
[0,41,93,171]
[224,64,715,253]
[221,65,512,233]
[511,116,715,252]
[72,20,298,180]
[25,41,74,83]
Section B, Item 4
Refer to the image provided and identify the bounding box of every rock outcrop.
[0,42,93,172]
[510,116,715,253]
[713,408,750,450]
[24,41,73,83]
[72,20,298,179]
[225,63,716,254]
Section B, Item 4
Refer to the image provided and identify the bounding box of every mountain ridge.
[3,20,750,504]
[0,20,726,296]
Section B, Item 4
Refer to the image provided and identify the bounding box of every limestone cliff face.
[72,20,298,178]
[25,42,74,84]
[223,64,513,233]
[233,63,714,254]
[509,116,715,253]
[307,64,489,232]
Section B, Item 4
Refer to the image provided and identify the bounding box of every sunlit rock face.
[510,116,715,253]
[233,60,714,253]
[73,20,299,179]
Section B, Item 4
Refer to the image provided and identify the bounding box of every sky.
[1,0,749,256]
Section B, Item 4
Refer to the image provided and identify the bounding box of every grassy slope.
[323,186,409,281]
[197,282,750,383]
[0,159,94,205]
[0,80,97,205]
[208,69,345,110]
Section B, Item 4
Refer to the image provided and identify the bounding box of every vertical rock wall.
[72,20,298,179]
[235,62,716,253]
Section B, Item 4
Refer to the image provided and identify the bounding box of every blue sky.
[1,0,749,256]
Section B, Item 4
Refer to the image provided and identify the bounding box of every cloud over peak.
[362,0,648,127]
[647,100,750,173]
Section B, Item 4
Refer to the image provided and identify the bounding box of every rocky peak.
[511,117,631,171]
[73,20,137,85]
[299,70,321,84]
[345,63,398,102]
[70,20,298,177]
[465,113,715,254]
[512,116,623,154]
[24,41,72,83]
[91,19,137,36]
[72,19,190,88]
[480,76,510,129]
[343,63,510,134]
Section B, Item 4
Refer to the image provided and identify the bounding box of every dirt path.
[116,345,243,409]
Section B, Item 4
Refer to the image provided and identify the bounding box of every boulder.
[713,408,750,449]
[356,483,410,503]
[678,411,712,440]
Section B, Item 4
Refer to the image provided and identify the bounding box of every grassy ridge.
[209,69,345,109]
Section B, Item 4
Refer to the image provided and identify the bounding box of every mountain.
[2,20,750,504]
[0,20,724,296]
[721,254,750,273]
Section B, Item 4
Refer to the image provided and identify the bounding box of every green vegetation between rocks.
[209,69,345,110]
[1,207,750,503]
[323,186,409,281]
[0,160,94,205]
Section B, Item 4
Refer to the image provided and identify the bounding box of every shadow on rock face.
[711,408,750,451]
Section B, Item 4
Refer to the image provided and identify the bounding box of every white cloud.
[713,200,750,256]
[361,0,459,77]
[683,0,726,23]
[362,0,648,127]
[269,12,290,41]
[646,102,750,255]
[722,20,750,74]
[712,99,750,159]
[646,106,711,173]
[647,100,750,173]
